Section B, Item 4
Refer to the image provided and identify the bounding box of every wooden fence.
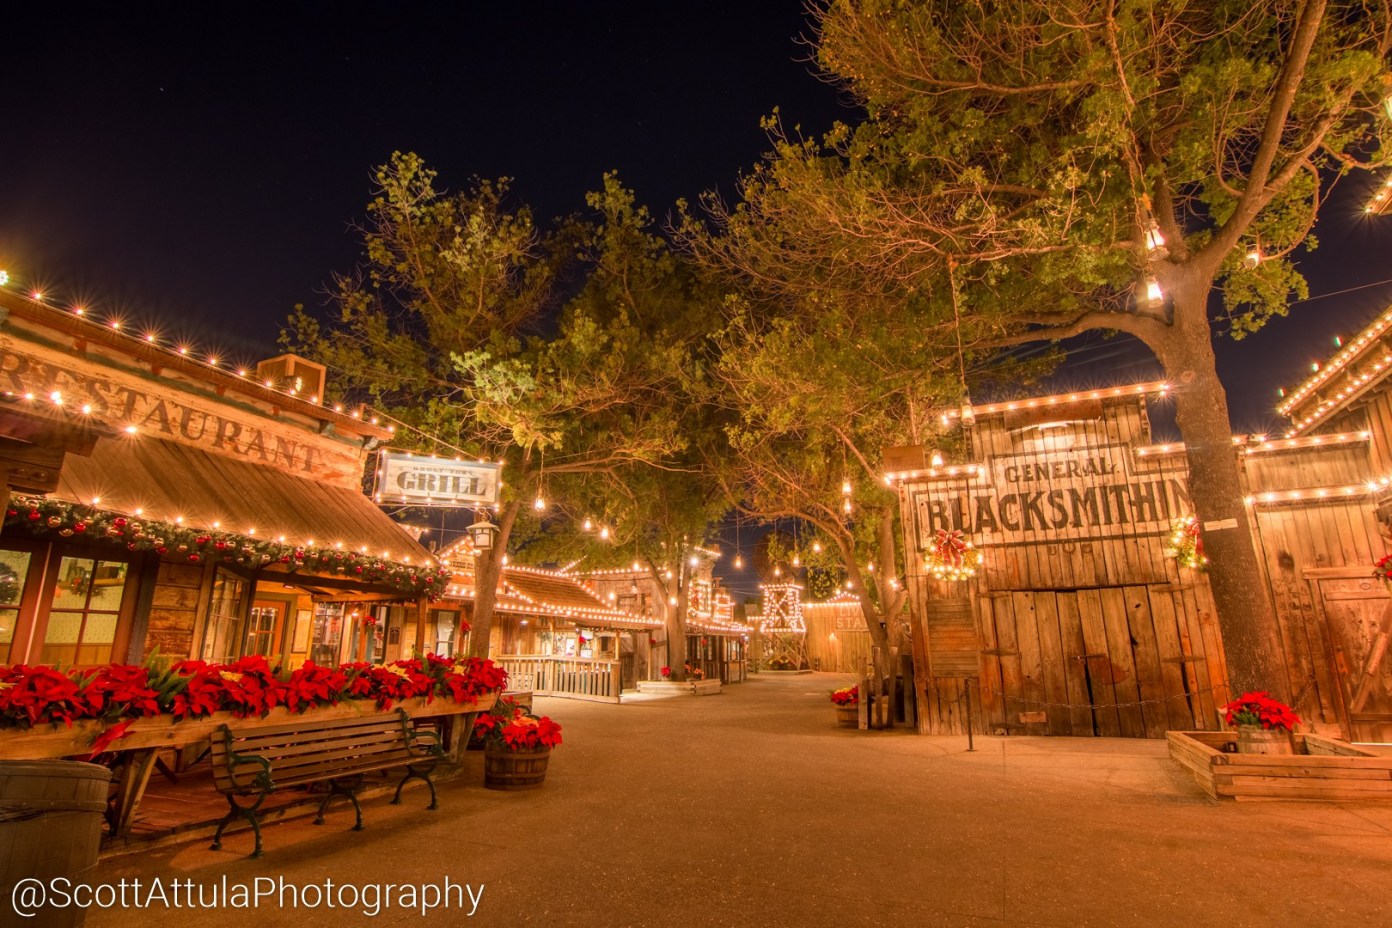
[496,655,622,704]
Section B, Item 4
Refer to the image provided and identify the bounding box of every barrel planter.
[0,760,111,927]
[835,704,859,728]
[483,745,552,791]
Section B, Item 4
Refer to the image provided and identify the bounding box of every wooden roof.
[53,436,429,561]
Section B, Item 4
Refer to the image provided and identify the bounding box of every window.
[431,609,457,657]
[201,569,250,663]
[41,556,131,665]
[0,549,34,663]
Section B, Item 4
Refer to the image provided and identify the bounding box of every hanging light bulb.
[774,565,782,577]
[812,541,822,553]
[533,494,546,511]
[734,554,744,569]
[583,518,593,531]
[599,526,610,540]
[792,554,801,567]
[866,562,875,573]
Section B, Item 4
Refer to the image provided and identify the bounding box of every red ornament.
[188,554,201,563]
[27,509,40,521]
[73,521,87,533]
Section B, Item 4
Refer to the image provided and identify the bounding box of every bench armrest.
[396,710,445,759]
[217,725,275,792]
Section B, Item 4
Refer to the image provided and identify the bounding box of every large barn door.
[1315,576,1392,743]
[978,586,1218,738]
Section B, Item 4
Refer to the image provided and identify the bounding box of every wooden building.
[438,550,662,701]
[892,370,1392,743]
[803,591,873,673]
[574,555,749,684]
[0,288,442,671]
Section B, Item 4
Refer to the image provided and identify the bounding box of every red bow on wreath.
[933,529,968,567]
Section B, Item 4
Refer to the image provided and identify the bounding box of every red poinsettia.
[498,714,563,751]
[660,665,672,678]
[1222,691,1300,732]
[829,685,859,706]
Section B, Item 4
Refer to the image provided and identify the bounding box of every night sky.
[4,2,1391,595]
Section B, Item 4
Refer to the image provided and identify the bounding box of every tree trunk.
[1157,293,1288,700]
[465,500,520,659]
[662,573,689,680]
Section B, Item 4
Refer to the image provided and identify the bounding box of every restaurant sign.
[378,453,500,507]
[911,444,1190,547]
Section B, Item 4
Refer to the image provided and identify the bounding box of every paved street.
[79,674,1392,927]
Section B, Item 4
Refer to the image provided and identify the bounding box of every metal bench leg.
[393,762,438,811]
[323,777,365,831]
[212,793,267,858]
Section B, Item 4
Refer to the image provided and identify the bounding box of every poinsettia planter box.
[1167,730,1392,802]
[635,679,722,696]
[0,691,499,761]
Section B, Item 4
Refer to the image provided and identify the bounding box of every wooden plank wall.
[804,601,872,673]
[1244,440,1386,733]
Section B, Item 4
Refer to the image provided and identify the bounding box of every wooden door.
[1315,576,1392,743]
[978,585,1218,738]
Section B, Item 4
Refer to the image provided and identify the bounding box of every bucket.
[0,760,112,928]
[483,746,551,790]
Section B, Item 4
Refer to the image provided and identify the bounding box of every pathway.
[73,673,1392,927]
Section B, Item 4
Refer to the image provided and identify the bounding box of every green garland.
[4,495,450,600]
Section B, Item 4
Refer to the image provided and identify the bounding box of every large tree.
[285,155,689,656]
[699,0,1392,697]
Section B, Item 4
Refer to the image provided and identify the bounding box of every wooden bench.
[209,709,443,857]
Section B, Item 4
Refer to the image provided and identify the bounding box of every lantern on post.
[467,515,498,552]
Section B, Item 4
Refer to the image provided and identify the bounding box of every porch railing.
[496,655,622,704]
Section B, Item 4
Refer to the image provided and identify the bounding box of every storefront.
[0,288,444,670]
[891,374,1392,742]
[439,551,661,699]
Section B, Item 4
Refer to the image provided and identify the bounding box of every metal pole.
[965,677,975,752]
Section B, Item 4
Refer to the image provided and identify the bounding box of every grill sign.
[379,454,500,508]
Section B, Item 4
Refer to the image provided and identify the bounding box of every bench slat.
[213,728,404,764]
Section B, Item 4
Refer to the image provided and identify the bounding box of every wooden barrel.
[835,704,859,728]
[483,746,552,790]
[1235,725,1294,755]
[0,760,112,927]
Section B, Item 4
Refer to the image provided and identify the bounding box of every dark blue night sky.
[5,2,1391,599]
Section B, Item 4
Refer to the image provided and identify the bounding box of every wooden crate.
[1167,730,1392,801]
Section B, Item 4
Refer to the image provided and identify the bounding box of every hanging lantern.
[467,516,498,551]
[812,541,822,553]
[930,450,944,467]
[1144,221,1167,254]
[583,518,593,531]
[792,554,801,567]
[599,526,610,540]
[960,399,976,428]
[733,554,744,569]
[533,494,546,511]
[1243,247,1262,269]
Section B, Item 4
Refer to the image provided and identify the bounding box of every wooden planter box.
[635,679,722,696]
[1167,730,1392,802]
[0,692,499,760]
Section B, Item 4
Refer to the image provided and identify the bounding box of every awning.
[52,436,430,563]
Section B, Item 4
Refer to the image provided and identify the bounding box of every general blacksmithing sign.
[911,444,1191,548]
[378,453,500,507]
